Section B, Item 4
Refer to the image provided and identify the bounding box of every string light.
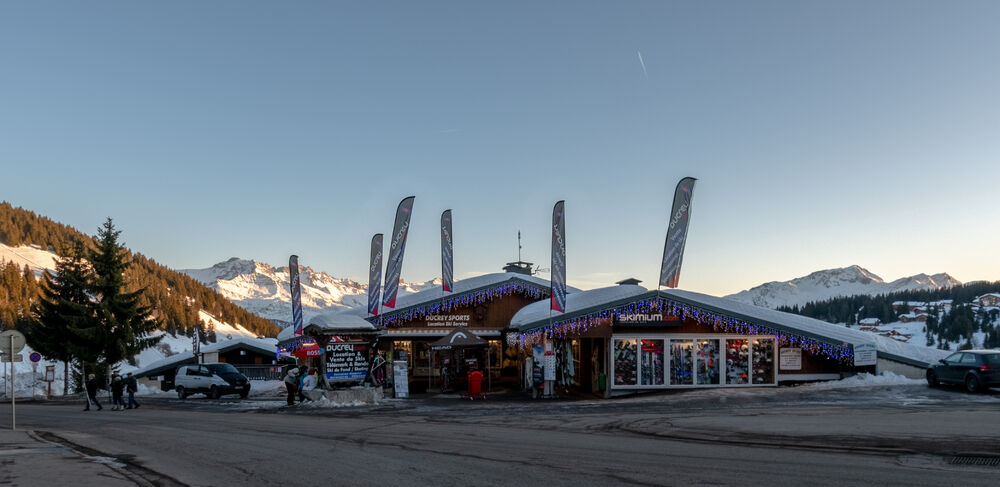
[515,297,855,364]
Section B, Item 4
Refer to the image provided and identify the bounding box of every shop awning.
[430,328,489,350]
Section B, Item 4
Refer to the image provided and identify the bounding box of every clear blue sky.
[2,1,999,295]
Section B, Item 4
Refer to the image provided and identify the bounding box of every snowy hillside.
[0,242,59,277]
[725,265,960,309]
[181,258,441,326]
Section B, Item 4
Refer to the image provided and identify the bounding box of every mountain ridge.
[725,265,961,309]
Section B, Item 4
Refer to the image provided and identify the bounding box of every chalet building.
[897,313,928,323]
[891,301,926,313]
[133,337,285,390]
[974,293,1000,308]
[858,317,882,327]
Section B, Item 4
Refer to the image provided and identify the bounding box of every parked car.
[174,363,251,399]
[926,350,1000,393]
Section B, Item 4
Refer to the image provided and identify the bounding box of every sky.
[2,1,999,296]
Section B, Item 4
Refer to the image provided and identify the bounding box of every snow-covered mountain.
[180,258,440,326]
[725,265,961,309]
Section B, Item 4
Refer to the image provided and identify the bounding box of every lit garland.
[514,297,855,364]
[276,336,316,355]
[373,282,549,328]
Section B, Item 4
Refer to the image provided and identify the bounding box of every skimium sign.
[613,313,682,326]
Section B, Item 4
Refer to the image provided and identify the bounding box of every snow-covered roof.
[510,284,648,329]
[870,335,950,367]
[660,289,878,349]
[859,318,881,325]
[378,272,568,319]
[201,336,277,355]
[976,293,1000,300]
[276,308,379,343]
[511,287,950,367]
[132,337,279,378]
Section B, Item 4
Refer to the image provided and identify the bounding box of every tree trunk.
[63,360,68,396]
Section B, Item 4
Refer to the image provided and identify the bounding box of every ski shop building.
[370,262,564,394]
[509,280,941,395]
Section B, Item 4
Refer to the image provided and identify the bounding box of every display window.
[669,339,694,385]
[610,334,776,389]
[752,339,775,384]
[640,339,665,386]
[613,339,637,386]
[725,339,750,385]
[696,339,720,385]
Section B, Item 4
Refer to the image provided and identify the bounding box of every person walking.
[110,372,125,410]
[84,374,103,411]
[283,367,300,406]
[125,372,140,409]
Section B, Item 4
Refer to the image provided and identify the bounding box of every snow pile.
[725,265,960,309]
[298,397,370,409]
[798,371,923,390]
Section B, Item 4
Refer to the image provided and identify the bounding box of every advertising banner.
[383,196,415,309]
[853,343,877,366]
[325,342,371,382]
[659,177,697,288]
[289,255,304,336]
[368,233,383,316]
[779,348,802,370]
[441,209,454,293]
[550,200,567,312]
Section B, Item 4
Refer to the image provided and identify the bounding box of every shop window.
[640,339,665,386]
[726,339,749,385]
[613,339,637,386]
[752,339,774,384]
[670,339,694,385]
[696,339,720,385]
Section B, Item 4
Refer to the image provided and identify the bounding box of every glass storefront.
[611,334,776,389]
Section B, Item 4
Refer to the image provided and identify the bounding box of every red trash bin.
[467,370,484,399]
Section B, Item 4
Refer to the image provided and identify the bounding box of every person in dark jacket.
[125,372,140,409]
[110,372,125,410]
[84,374,103,411]
[283,367,300,406]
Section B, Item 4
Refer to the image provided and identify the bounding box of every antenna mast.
[517,230,522,262]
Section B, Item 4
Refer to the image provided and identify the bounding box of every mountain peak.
[726,266,960,309]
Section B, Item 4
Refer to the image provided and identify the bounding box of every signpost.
[45,365,55,399]
[0,330,27,430]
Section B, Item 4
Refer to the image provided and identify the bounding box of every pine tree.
[83,218,163,372]
[27,241,94,394]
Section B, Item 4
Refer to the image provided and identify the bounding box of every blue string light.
[373,282,550,327]
[515,297,855,364]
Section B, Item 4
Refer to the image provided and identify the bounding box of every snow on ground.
[0,243,59,276]
[794,371,923,390]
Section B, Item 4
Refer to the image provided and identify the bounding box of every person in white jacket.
[300,368,323,402]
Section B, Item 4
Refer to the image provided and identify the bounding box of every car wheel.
[176,386,187,400]
[926,370,939,387]
[965,374,982,393]
[209,386,221,400]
